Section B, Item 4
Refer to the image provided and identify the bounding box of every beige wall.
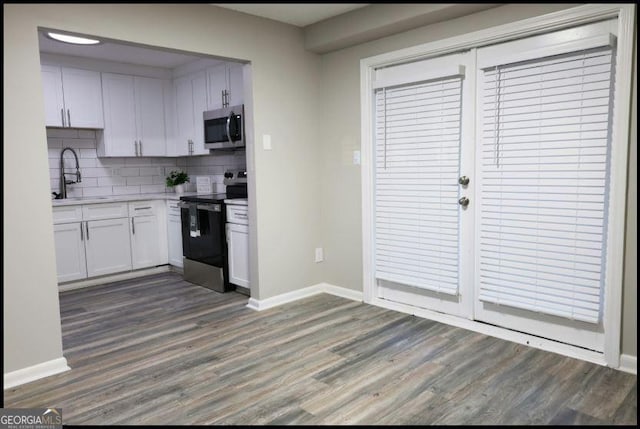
[318,3,637,357]
[3,4,324,373]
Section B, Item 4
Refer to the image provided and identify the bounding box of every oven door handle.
[177,201,191,209]
[197,204,221,212]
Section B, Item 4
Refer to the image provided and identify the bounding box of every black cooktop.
[179,193,227,203]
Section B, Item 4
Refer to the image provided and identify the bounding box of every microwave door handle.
[226,112,233,144]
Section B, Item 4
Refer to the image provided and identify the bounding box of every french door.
[371,19,618,352]
[373,51,475,319]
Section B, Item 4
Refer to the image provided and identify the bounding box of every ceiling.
[38,31,207,69]
[212,4,370,27]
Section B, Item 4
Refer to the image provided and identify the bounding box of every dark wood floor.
[3,272,637,425]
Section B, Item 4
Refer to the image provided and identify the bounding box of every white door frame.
[360,4,635,368]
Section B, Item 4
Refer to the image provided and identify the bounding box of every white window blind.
[478,46,614,323]
[374,76,463,295]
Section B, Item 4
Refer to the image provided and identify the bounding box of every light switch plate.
[263,134,272,150]
[315,247,324,263]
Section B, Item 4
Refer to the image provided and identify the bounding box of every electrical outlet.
[353,150,361,165]
[315,247,324,263]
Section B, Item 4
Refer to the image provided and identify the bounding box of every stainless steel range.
[179,170,247,293]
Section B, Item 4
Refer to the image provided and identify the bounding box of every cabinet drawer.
[52,205,83,224]
[128,201,156,217]
[167,200,181,215]
[82,202,128,221]
[226,204,248,225]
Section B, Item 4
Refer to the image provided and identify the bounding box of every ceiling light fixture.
[46,32,101,45]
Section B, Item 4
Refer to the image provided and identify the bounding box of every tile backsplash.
[48,128,246,198]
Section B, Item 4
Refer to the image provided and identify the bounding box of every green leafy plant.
[166,170,190,187]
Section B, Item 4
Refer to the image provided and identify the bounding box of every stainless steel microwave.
[203,105,244,150]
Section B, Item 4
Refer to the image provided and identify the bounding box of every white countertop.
[51,192,201,206]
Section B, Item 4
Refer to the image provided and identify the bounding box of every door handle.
[132,217,135,235]
[458,197,470,208]
[67,109,71,127]
[139,140,143,156]
[61,109,66,127]
[85,221,90,240]
[80,222,84,241]
[134,140,138,156]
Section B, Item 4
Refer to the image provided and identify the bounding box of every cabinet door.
[53,222,87,283]
[174,75,194,155]
[101,73,137,156]
[226,223,250,288]
[191,71,209,155]
[226,63,244,107]
[131,215,160,269]
[41,65,65,127]
[206,63,227,111]
[61,68,104,128]
[167,214,183,267]
[135,77,166,156]
[85,218,132,277]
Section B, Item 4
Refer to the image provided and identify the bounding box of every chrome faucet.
[59,147,82,199]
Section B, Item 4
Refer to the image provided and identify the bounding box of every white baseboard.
[246,283,363,311]
[58,266,171,292]
[4,357,70,389]
[619,354,637,374]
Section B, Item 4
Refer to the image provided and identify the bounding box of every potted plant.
[166,170,190,194]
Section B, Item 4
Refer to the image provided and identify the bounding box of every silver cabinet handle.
[139,140,143,156]
[134,206,152,210]
[234,212,248,219]
[131,217,135,235]
[80,222,84,241]
[221,90,225,107]
[61,109,66,127]
[85,221,90,240]
[67,109,71,127]
[459,176,470,186]
[459,197,470,207]
[134,141,138,156]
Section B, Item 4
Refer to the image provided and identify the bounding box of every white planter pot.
[174,184,187,194]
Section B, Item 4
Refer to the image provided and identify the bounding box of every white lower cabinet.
[226,223,249,288]
[53,222,87,283]
[130,215,160,269]
[167,201,183,267]
[52,200,168,284]
[85,218,132,277]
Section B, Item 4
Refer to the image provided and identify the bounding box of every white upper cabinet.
[226,62,244,107]
[135,77,166,156]
[41,65,104,128]
[41,65,65,127]
[206,62,244,110]
[174,70,208,156]
[100,73,137,156]
[99,73,167,157]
